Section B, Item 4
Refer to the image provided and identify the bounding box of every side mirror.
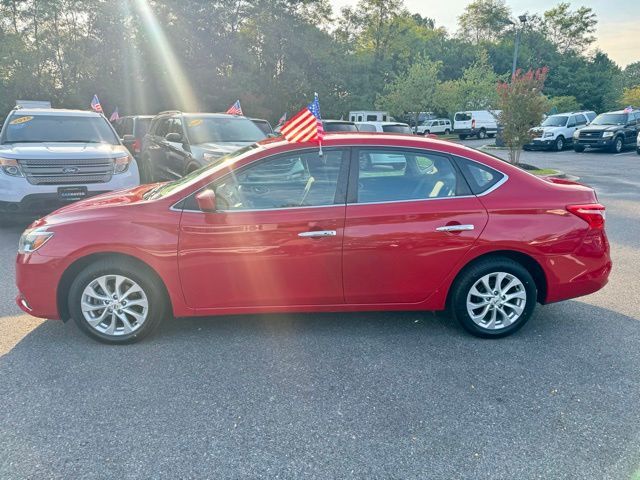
[165,132,183,143]
[122,134,135,146]
[195,189,216,213]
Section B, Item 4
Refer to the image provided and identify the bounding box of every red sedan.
[15,134,611,343]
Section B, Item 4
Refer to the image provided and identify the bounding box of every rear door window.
[455,112,472,122]
[354,149,469,203]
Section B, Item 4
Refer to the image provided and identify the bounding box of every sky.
[329,0,639,68]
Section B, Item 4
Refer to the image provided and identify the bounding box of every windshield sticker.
[9,116,33,125]
[188,119,203,127]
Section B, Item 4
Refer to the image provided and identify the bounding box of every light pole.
[511,15,528,79]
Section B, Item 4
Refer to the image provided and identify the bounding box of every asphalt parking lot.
[1,142,639,479]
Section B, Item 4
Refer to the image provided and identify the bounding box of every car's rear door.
[177,148,350,309]
[342,147,489,304]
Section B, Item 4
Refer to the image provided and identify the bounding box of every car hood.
[531,126,561,134]
[31,184,158,229]
[578,125,620,133]
[0,142,128,159]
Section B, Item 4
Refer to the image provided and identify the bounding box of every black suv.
[573,109,640,153]
[140,111,267,183]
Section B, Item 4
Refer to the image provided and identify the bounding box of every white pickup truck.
[0,106,139,217]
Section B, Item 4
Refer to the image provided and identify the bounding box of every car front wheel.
[554,136,564,152]
[450,258,537,338]
[68,259,168,344]
[611,136,623,153]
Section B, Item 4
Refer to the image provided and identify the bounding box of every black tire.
[477,129,487,139]
[423,130,430,136]
[458,134,467,140]
[636,148,640,155]
[610,136,624,154]
[574,145,585,153]
[444,129,450,135]
[554,136,565,152]
[449,257,537,338]
[68,259,168,344]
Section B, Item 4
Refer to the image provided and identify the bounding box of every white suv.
[415,118,451,135]
[0,107,139,216]
[525,111,596,152]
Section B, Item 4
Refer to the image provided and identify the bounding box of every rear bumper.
[542,230,612,304]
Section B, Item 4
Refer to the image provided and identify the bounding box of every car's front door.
[177,148,349,309]
[342,147,489,304]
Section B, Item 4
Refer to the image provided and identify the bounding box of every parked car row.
[525,109,640,154]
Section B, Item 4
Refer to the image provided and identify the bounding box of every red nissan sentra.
[15,134,611,343]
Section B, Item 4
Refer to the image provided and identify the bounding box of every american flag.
[280,94,324,143]
[90,94,103,113]
[109,107,120,122]
[226,100,243,116]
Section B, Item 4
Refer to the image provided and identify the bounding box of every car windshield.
[541,115,568,127]
[455,112,471,121]
[591,113,627,126]
[324,122,358,132]
[2,114,119,144]
[144,144,260,200]
[185,116,266,144]
[382,124,412,134]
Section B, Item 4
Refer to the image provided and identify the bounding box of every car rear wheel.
[444,129,450,135]
[477,129,487,139]
[458,134,467,140]
[554,136,565,152]
[611,136,623,153]
[450,258,537,338]
[68,259,168,344]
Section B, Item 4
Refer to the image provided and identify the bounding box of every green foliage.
[498,68,550,164]
[457,0,513,44]
[0,0,628,124]
[620,87,640,108]
[542,3,597,54]
[547,95,581,114]
[376,57,441,123]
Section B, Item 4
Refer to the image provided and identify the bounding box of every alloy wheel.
[466,272,527,331]
[81,274,149,336]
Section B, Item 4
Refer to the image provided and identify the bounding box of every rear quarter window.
[455,113,472,122]
[454,156,505,194]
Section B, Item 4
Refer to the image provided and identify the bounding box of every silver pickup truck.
[0,106,139,216]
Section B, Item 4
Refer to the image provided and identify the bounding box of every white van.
[453,110,500,139]
[354,121,413,134]
[349,111,390,123]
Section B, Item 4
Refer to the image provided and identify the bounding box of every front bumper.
[575,137,614,149]
[0,191,109,214]
[16,252,68,319]
[524,138,554,150]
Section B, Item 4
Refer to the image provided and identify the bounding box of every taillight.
[566,204,605,229]
[133,139,141,154]
[472,119,476,129]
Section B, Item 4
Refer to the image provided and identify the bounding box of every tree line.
[0,0,638,123]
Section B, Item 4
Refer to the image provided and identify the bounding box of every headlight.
[113,153,133,174]
[602,131,614,138]
[18,227,54,254]
[544,132,554,138]
[0,157,23,177]
[573,130,580,139]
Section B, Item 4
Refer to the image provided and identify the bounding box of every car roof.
[602,110,638,114]
[354,121,409,126]
[323,119,355,124]
[10,108,103,117]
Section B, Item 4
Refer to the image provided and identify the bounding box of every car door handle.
[298,230,337,238]
[436,224,475,232]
